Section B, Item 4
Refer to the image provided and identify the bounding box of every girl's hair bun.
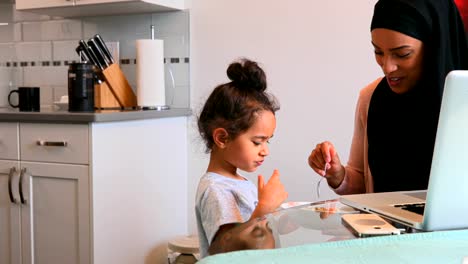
[226,58,267,92]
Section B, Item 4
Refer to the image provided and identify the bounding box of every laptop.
[340,70,468,231]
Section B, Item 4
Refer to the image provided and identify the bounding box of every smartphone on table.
[341,213,401,237]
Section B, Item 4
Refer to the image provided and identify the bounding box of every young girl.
[195,58,288,258]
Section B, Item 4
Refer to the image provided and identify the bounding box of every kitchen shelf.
[15,0,187,18]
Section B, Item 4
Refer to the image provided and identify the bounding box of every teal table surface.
[199,229,468,264]
[198,201,468,264]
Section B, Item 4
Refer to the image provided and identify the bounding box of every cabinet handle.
[19,168,27,204]
[8,167,18,204]
[37,140,68,147]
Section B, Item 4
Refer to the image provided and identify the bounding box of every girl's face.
[224,110,276,173]
[371,28,425,94]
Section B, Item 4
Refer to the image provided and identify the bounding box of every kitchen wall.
[0,3,189,109]
[188,0,381,234]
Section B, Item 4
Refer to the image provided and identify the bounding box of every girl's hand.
[252,169,288,218]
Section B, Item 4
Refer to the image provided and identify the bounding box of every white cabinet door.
[19,162,90,264]
[0,161,21,264]
[0,123,19,160]
[16,0,73,10]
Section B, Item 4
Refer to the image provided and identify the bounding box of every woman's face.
[371,28,425,94]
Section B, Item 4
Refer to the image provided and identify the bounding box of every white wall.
[188,0,380,234]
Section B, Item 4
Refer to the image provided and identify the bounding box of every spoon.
[317,163,327,199]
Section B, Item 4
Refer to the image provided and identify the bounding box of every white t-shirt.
[195,172,257,258]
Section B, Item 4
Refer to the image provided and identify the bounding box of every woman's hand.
[252,169,288,218]
[308,141,345,188]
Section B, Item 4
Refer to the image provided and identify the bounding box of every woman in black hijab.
[308,0,468,194]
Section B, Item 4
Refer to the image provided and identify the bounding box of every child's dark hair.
[198,58,280,152]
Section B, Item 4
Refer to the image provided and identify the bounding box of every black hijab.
[367,0,468,192]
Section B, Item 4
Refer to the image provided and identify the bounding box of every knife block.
[101,63,137,108]
[94,81,121,109]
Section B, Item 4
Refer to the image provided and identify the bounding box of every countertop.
[0,107,192,123]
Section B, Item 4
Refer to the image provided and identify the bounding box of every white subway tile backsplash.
[12,5,51,22]
[1,67,25,88]
[44,66,68,86]
[0,67,13,91]
[151,11,189,37]
[23,66,46,86]
[170,85,189,108]
[166,62,189,86]
[21,22,42,41]
[45,19,82,40]
[23,20,82,41]
[0,43,16,61]
[0,4,13,23]
[120,63,137,91]
[82,21,98,39]
[53,40,81,61]
[11,67,24,88]
[13,22,22,42]
[82,14,152,41]
[0,85,11,108]
[39,85,54,106]
[161,35,188,58]
[0,24,14,43]
[15,41,52,61]
[0,67,12,82]
[120,39,137,60]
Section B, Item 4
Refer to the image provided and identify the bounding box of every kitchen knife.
[87,38,109,69]
[78,40,95,65]
[79,40,103,70]
[94,34,115,64]
[86,45,103,70]
[75,45,88,62]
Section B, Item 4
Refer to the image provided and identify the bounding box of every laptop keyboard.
[394,203,425,215]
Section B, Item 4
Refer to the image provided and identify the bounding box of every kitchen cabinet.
[0,161,21,264]
[0,123,90,264]
[0,116,188,264]
[15,0,186,18]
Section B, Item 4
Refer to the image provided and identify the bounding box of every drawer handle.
[8,167,19,204]
[37,140,68,147]
[19,168,27,204]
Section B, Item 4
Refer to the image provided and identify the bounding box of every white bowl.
[59,95,69,103]
[54,101,68,110]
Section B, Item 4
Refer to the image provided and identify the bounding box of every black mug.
[8,87,40,112]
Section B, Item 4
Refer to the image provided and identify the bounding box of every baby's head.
[198,58,279,154]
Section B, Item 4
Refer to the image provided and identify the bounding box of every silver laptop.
[340,70,468,231]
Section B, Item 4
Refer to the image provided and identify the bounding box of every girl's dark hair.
[198,58,280,152]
